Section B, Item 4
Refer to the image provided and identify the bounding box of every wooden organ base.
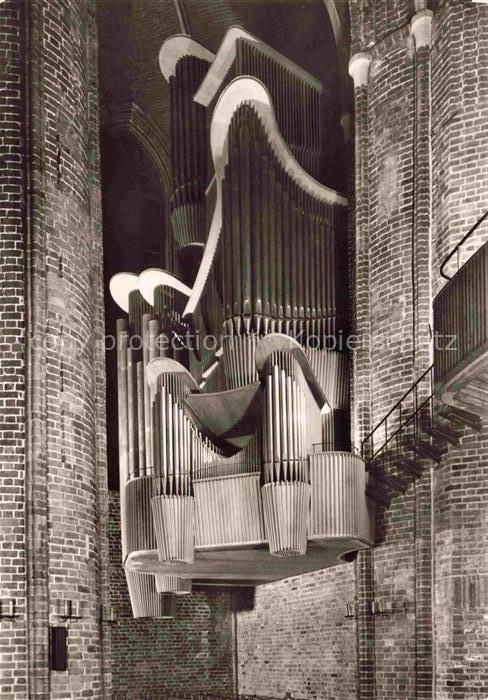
[122,453,374,588]
[125,536,372,588]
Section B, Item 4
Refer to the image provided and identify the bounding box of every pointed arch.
[105,102,173,198]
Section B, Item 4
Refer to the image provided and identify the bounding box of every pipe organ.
[111,27,374,619]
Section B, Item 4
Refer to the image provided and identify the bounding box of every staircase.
[364,212,487,510]
[362,366,483,509]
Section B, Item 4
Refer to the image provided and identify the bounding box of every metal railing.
[361,365,434,464]
[440,209,488,280]
[434,238,488,385]
[360,212,488,465]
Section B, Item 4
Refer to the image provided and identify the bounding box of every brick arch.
[105,102,173,198]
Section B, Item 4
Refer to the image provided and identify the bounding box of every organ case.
[110,28,374,619]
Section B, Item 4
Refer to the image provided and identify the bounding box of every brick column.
[348,52,372,452]
[23,0,50,693]
[349,51,375,700]
[0,3,28,698]
[411,9,433,375]
[430,2,488,696]
[1,1,111,697]
[410,11,434,700]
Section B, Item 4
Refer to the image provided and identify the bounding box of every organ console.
[111,27,374,618]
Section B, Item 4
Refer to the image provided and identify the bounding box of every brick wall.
[236,565,357,700]
[430,2,488,697]
[367,32,416,425]
[0,0,111,696]
[349,0,412,57]
[433,423,488,698]
[364,25,433,700]
[347,2,488,699]
[30,0,110,694]
[431,0,488,292]
[0,2,27,698]
[108,492,235,699]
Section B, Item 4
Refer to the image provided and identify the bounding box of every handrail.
[440,209,488,280]
[434,237,488,386]
[361,365,434,462]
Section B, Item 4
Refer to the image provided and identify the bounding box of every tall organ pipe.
[117,320,129,559]
[219,104,347,345]
[151,371,195,564]
[260,352,312,557]
[136,361,145,476]
[142,313,152,473]
[127,347,137,479]
[229,38,324,179]
[169,55,211,248]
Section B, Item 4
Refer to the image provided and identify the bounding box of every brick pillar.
[411,9,433,375]
[348,51,372,453]
[430,2,488,697]
[349,51,375,700]
[0,2,27,698]
[24,0,50,692]
[410,11,434,700]
[0,1,110,697]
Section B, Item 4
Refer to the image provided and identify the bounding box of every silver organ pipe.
[117,292,191,609]
[220,103,348,342]
[136,361,145,475]
[142,313,152,471]
[169,55,212,248]
[196,30,331,182]
[150,370,195,564]
[126,572,177,619]
[110,32,375,619]
[128,288,152,338]
[260,351,312,557]
[148,319,159,362]
[116,319,129,560]
[126,346,137,479]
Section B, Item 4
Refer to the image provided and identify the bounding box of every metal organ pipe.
[219,104,347,345]
[150,371,195,564]
[168,55,212,249]
[127,347,137,479]
[117,319,129,488]
[110,33,363,616]
[142,313,152,472]
[136,362,145,476]
[148,319,159,363]
[210,76,348,558]
[228,38,324,180]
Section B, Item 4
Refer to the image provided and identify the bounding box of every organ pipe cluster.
[110,27,371,619]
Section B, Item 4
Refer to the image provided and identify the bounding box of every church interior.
[0,0,487,698]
